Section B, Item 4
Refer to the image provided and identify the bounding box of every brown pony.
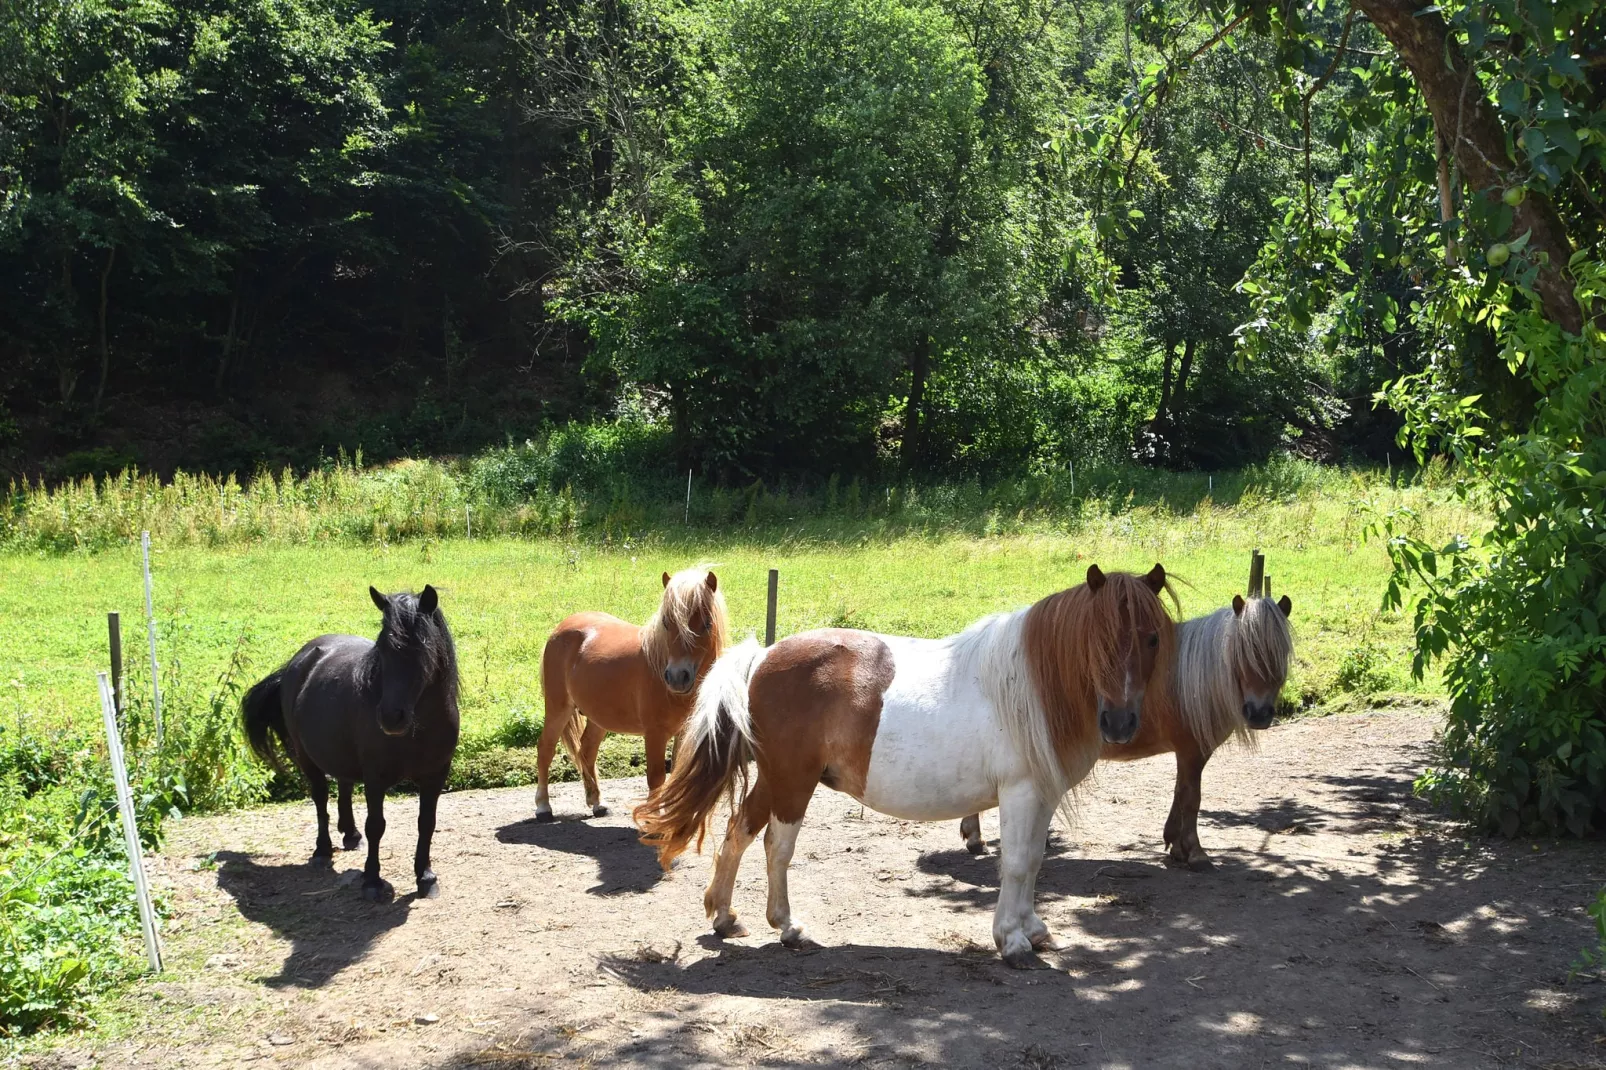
[534,566,728,821]
[636,565,1175,966]
[958,589,1294,868]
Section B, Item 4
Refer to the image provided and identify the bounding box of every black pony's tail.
[241,670,290,774]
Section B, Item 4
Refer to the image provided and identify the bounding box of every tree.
[1112,0,1604,832]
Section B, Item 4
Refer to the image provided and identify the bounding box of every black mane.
[370,590,460,705]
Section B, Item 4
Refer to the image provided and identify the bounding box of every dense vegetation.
[3,0,1429,481]
[2,0,1603,1040]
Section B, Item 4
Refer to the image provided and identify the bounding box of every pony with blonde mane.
[958,590,1294,868]
[635,565,1175,967]
[535,567,728,821]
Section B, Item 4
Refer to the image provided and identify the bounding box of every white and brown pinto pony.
[535,567,728,821]
[959,590,1294,867]
[635,564,1175,967]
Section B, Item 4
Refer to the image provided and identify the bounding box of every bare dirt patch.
[26,710,1606,1069]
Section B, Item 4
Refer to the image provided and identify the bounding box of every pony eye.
[1147,634,1159,649]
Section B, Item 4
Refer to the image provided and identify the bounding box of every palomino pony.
[958,590,1294,868]
[635,565,1174,967]
[536,567,728,821]
[243,585,460,902]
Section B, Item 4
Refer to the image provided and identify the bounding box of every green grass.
[2,466,1475,751]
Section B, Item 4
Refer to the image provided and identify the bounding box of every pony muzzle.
[663,660,697,694]
[378,706,413,736]
[1097,703,1140,745]
[1243,700,1276,730]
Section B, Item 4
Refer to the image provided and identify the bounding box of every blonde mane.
[993,571,1178,805]
[1174,596,1294,750]
[639,566,730,678]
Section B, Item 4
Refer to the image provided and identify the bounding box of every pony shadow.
[210,850,416,988]
[495,818,666,896]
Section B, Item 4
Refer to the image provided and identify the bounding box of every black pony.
[243,585,460,901]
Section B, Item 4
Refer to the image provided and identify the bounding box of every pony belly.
[856,640,1004,821]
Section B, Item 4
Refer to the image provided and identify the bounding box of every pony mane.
[1007,571,1177,804]
[367,591,460,706]
[639,566,730,677]
[1174,597,1293,750]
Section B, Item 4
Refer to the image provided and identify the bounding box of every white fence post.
[97,672,163,973]
[140,531,163,747]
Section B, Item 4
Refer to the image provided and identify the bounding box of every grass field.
[2,468,1475,757]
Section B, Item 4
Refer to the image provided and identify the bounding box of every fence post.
[1247,549,1265,598]
[107,612,123,715]
[97,672,163,973]
[765,569,779,647]
[141,532,163,747]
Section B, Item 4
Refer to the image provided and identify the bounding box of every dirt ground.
[25,709,1606,1070]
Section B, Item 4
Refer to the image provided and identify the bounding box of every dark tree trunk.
[1354,0,1582,333]
[1155,341,1177,425]
[1174,338,1196,411]
[903,334,931,471]
[93,245,116,414]
[215,284,240,394]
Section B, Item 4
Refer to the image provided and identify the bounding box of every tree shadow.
[210,850,416,988]
[495,817,666,896]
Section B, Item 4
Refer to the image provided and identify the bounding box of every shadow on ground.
[496,817,667,895]
[210,850,416,988]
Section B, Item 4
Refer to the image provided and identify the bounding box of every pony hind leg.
[763,779,819,949]
[337,779,361,850]
[534,701,573,822]
[959,813,985,855]
[993,781,1057,967]
[301,760,334,866]
[577,719,608,816]
[704,781,771,938]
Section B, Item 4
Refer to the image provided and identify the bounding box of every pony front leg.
[361,782,394,902]
[1166,745,1213,870]
[764,817,816,948]
[415,777,445,898]
[993,781,1056,967]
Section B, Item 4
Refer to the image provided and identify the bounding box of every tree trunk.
[215,284,240,394]
[903,334,931,472]
[93,245,116,414]
[1354,0,1582,333]
[1174,338,1196,411]
[1155,341,1177,425]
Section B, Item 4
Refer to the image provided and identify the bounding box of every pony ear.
[662,571,671,588]
[1277,594,1293,618]
[1085,564,1106,591]
[370,586,389,612]
[704,571,718,593]
[1143,563,1166,593]
[419,584,439,615]
[1232,594,1245,616]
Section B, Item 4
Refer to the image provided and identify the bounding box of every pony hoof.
[1030,931,1066,952]
[1186,853,1215,872]
[1001,947,1042,970]
[591,805,611,818]
[361,879,394,903]
[310,851,334,868]
[780,927,818,950]
[342,833,363,851]
[417,874,440,899]
[534,811,555,824]
[965,840,986,856]
[712,920,749,939]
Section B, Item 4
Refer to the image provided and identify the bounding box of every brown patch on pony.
[745,630,894,822]
[1021,567,1176,789]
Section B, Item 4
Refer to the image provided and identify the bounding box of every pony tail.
[634,639,767,869]
[241,669,289,774]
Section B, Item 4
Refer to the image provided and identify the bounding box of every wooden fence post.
[108,611,123,715]
[765,569,779,647]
